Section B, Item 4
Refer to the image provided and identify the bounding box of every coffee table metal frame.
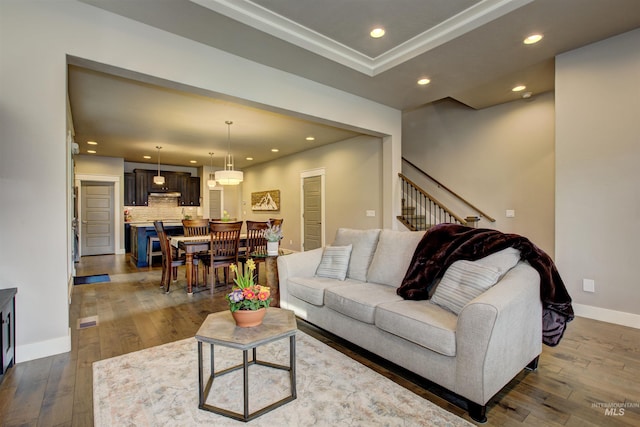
[196,309,297,422]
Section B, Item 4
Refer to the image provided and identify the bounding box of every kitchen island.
[129,221,184,267]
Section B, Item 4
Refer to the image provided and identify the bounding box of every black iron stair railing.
[398,173,468,231]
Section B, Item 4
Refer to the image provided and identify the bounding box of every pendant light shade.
[207,152,217,189]
[215,121,243,185]
[153,146,165,185]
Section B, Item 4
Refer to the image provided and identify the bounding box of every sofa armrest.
[277,247,323,308]
[455,262,542,405]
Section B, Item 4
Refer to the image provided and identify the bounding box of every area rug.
[73,274,110,285]
[93,331,472,427]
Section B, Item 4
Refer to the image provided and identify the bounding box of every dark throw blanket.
[397,223,574,346]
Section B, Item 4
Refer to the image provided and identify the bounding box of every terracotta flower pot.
[231,307,266,327]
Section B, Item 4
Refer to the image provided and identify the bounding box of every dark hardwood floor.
[0,254,638,426]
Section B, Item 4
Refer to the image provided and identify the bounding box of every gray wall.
[242,135,383,250]
[556,28,640,323]
[0,1,401,362]
[402,92,556,256]
[403,28,640,326]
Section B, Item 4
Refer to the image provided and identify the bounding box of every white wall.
[76,155,124,177]
[402,92,556,256]
[243,135,383,250]
[0,0,401,362]
[556,29,640,326]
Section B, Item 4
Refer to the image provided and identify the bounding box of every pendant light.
[207,152,217,189]
[215,121,243,185]
[153,146,165,185]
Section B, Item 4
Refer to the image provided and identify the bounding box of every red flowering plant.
[225,259,272,312]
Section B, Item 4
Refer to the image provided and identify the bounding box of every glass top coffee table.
[195,307,297,422]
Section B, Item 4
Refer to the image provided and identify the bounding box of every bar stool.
[148,236,162,265]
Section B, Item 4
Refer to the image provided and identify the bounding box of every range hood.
[148,192,181,198]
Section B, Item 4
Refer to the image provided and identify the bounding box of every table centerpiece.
[226,259,272,327]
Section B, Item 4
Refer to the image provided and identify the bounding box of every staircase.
[397,159,495,231]
[397,173,467,231]
[398,205,433,231]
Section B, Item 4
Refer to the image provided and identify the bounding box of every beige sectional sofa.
[277,228,542,423]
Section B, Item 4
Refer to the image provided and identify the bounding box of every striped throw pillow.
[315,245,353,281]
[430,260,501,315]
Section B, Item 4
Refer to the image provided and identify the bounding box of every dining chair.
[239,220,269,279]
[154,220,196,293]
[199,221,243,292]
[182,218,210,236]
[269,218,284,227]
[182,218,209,283]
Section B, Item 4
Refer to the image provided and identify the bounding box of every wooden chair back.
[153,220,172,261]
[269,218,284,227]
[209,221,243,265]
[245,220,269,256]
[182,218,210,236]
[154,220,187,292]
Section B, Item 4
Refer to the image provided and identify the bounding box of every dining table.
[170,234,246,294]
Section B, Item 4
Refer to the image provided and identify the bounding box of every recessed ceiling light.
[306,136,315,141]
[87,141,98,145]
[524,34,543,45]
[246,157,253,161]
[370,27,385,38]
[143,155,151,159]
[189,160,197,164]
[87,150,96,154]
[417,78,431,85]
[512,85,526,92]
[271,148,279,153]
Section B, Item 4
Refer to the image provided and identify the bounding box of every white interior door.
[209,189,222,219]
[81,182,115,256]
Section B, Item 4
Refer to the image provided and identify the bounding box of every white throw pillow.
[333,228,381,281]
[431,260,502,315]
[315,245,353,281]
[367,230,425,287]
[474,247,521,277]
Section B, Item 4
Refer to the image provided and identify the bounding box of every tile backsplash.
[124,196,199,222]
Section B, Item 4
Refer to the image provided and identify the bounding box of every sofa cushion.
[375,300,458,356]
[333,228,381,281]
[288,276,358,306]
[367,230,425,287]
[315,244,352,280]
[325,283,402,324]
[431,260,502,315]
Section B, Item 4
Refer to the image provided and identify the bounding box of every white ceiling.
[70,0,640,168]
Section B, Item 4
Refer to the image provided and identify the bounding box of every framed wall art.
[251,189,280,211]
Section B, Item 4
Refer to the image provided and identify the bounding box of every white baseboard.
[573,303,640,329]
[16,329,71,363]
[116,248,125,255]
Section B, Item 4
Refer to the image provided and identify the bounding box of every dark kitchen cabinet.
[177,175,200,206]
[189,176,201,206]
[130,169,199,206]
[0,288,16,384]
[124,172,136,205]
[177,174,189,205]
[135,170,149,206]
[148,170,182,193]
